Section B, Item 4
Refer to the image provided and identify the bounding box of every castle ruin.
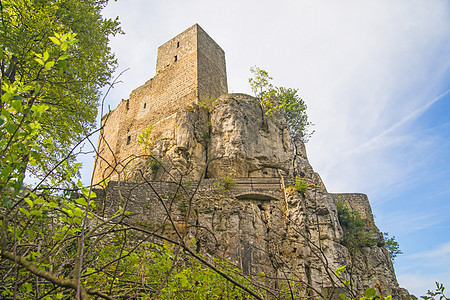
[94,24,411,299]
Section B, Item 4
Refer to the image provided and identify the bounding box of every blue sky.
[77,0,450,296]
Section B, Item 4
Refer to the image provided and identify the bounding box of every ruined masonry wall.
[330,193,376,227]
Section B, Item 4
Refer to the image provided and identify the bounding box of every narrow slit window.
[143,103,146,109]
[174,55,177,62]
[177,41,180,48]
[127,136,131,145]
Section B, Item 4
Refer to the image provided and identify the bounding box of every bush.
[293,175,309,193]
[336,200,376,250]
[214,174,237,195]
[148,157,160,173]
[137,124,154,152]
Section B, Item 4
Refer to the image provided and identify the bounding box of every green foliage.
[214,174,237,195]
[422,282,448,300]
[291,175,309,194]
[137,124,154,152]
[1,32,77,207]
[336,266,392,300]
[336,200,376,251]
[249,66,314,142]
[148,156,160,173]
[78,239,266,299]
[0,0,122,175]
[383,232,403,261]
[339,288,392,300]
[0,34,105,298]
[198,96,218,111]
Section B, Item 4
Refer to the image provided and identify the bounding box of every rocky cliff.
[96,94,411,299]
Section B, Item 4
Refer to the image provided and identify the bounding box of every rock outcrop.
[97,94,411,299]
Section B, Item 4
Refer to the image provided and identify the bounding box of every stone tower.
[94,24,227,184]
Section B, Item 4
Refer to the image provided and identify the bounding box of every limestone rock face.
[207,94,293,178]
[98,94,410,299]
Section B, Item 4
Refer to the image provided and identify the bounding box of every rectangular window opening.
[127,136,131,145]
[174,55,178,62]
[177,41,180,48]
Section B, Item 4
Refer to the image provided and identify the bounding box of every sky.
[78,0,450,296]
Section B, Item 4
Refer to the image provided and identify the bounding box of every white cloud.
[409,242,450,260]
[397,242,450,296]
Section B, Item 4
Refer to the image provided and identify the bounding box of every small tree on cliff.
[249,66,314,142]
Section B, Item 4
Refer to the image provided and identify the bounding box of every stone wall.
[330,193,376,227]
[197,26,227,100]
[96,174,409,299]
[93,24,227,185]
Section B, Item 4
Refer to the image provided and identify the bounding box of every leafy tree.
[383,232,403,262]
[0,0,122,177]
[0,31,97,299]
[249,66,314,142]
[0,33,268,298]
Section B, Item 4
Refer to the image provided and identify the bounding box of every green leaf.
[74,207,83,216]
[58,54,69,61]
[34,198,45,205]
[61,41,69,51]
[75,197,88,206]
[49,36,61,45]
[31,104,49,116]
[35,58,44,66]
[339,293,350,300]
[177,273,189,288]
[19,207,30,217]
[25,198,34,209]
[81,187,96,199]
[1,108,11,119]
[28,156,37,166]
[365,288,376,298]
[11,100,22,111]
[44,61,55,70]
[30,210,42,217]
[43,51,49,62]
